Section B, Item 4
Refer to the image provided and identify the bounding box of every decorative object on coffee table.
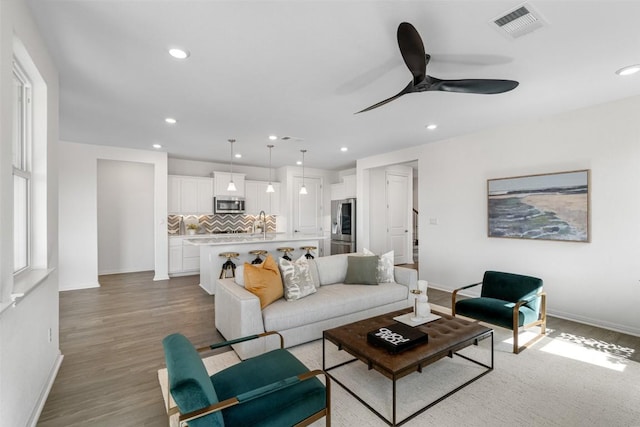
[367,322,428,354]
[410,279,429,321]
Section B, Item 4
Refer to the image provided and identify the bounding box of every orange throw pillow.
[243,255,283,309]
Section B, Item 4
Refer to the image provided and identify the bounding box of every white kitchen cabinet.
[245,180,281,215]
[293,176,322,234]
[168,175,214,214]
[182,243,200,271]
[343,174,356,198]
[330,182,345,201]
[168,176,182,213]
[169,237,183,273]
[169,236,200,276]
[331,174,356,200]
[214,171,245,197]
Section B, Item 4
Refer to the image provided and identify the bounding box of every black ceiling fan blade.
[428,77,519,94]
[397,22,426,83]
[355,82,413,114]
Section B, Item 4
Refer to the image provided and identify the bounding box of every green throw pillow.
[344,255,379,285]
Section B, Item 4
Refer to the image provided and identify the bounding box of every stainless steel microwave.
[214,197,245,214]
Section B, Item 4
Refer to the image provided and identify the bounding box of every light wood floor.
[38,271,640,426]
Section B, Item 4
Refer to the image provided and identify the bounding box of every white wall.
[59,142,168,291]
[368,167,387,253]
[0,0,61,425]
[97,160,155,275]
[418,96,640,336]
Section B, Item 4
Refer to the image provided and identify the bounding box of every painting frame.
[487,169,590,242]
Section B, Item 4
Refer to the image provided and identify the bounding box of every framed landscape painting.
[487,170,590,242]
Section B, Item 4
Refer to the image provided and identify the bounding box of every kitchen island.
[185,233,326,294]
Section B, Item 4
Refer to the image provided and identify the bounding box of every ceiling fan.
[356,22,519,113]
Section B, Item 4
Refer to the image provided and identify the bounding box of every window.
[12,59,32,275]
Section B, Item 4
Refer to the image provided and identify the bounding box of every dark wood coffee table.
[323,307,493,426]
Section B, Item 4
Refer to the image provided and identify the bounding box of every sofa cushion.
[344,255,379,285]
[211,348,326,427]
[279,256,317,301]
[262,282,408,332]
[455,297,539,329]
[244,255,283,309]
[363,248,395,283]
[305,259,321,289]
[313,254,350,285]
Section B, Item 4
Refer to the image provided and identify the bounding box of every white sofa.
[214,253,418,359]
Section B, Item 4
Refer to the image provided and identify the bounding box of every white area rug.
[158,312,640,426]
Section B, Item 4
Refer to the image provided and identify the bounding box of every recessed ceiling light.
[168,47,190,60]
[296,160,302,165]
[269,135,278,140]
[615,64,640,76]
[165,117,177,124]
[152,144,162,149]
[340,147,348,152]
[426,124,438,130]
[235,153,242,159]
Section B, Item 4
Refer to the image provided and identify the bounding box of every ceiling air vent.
[492,3,547,39]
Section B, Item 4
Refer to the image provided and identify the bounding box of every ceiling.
[27,1,640,171]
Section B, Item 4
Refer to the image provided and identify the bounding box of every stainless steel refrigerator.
[331,198,356,254]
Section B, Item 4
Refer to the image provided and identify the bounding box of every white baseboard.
[548,309,640,337]
[199,283,214,295]
[59,281,100,291]
[28,353,64,427]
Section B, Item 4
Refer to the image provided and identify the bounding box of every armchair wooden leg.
[451,291,458,316]
[513,327,520,354]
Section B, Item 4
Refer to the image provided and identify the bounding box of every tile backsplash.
[168,214,276,234]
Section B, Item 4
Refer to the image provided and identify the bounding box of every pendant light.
[266,144,275,193]
[299,149,308,195]
[227,139,237,192]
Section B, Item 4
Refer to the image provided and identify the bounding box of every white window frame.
[12,58,33,276]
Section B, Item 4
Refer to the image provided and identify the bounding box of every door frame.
[356,148,421,262]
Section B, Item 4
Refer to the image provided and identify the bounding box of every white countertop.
[182,233,326,245]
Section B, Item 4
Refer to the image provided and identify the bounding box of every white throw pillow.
[363,248,395,283]
[279,256,317,301]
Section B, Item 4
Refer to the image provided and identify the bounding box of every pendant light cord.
[268,144,273,182]
[228,139,234,177]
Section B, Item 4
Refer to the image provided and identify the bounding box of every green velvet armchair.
[452,271,547,354]
[162,331,330,426]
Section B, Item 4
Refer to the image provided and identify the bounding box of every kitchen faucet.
[258,210,267,239]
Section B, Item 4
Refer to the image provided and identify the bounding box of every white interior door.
[386,172,411,264]
[293,176,322,235]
